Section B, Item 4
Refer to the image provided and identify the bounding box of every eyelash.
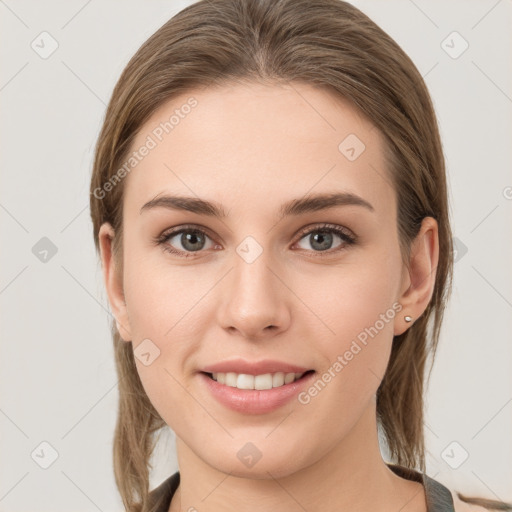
[153,223,357,259]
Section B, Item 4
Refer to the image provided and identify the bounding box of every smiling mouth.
[201,369,315,390]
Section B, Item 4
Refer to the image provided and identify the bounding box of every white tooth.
[272,372,285,387]
[210,371,305,389]
[237,374,254,389]
[284,372,296,384]
[225,372,238,387]
[254,373,273,390]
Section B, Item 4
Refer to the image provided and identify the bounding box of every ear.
[98,222,132,342]
[394,216,439,336]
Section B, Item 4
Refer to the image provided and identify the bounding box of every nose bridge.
[232,234,276,303]
[217,233,289,336]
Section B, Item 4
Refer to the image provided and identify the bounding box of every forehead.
[122,81,394,219]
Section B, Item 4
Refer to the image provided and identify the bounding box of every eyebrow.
[139,192,375,218]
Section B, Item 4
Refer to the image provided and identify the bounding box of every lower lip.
[199,371,316,414]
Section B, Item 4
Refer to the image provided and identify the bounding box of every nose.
[216,247,291,340]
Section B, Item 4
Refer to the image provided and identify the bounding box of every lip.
[201,358,312,375]
[199,370,316,415]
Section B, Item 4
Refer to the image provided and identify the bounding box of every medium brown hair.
[89,1,512,510]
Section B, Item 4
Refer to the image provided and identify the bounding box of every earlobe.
[394,217,439,336]
[98,222,132,342]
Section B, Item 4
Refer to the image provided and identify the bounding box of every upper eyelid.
[295,222,354,238]
[161,224,217,241]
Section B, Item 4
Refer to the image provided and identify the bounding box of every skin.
[99,81,438,512]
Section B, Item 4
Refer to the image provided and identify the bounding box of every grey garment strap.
[147,471,180,512]
[423,472,457,512]
[148,465,455,512]
[387,463,455,512]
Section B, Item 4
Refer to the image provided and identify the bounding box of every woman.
[89,0,511,511]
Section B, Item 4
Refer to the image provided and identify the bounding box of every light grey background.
[1,1,511,510]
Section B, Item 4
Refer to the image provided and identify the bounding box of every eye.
[293,223,356,255]
[154,225,217,258]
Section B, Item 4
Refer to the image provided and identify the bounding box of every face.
[100,81,421,479]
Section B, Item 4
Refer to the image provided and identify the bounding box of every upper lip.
[201,358,312,375]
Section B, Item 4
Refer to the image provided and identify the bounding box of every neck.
[169,400,426,512]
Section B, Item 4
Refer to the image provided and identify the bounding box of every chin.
[199,439,314,480]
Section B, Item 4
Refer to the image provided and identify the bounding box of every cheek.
[122,261,204,427]
[313,249,400,333]
[121,251,213,407]
[306,252,401,392]
[122,247,204,338]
